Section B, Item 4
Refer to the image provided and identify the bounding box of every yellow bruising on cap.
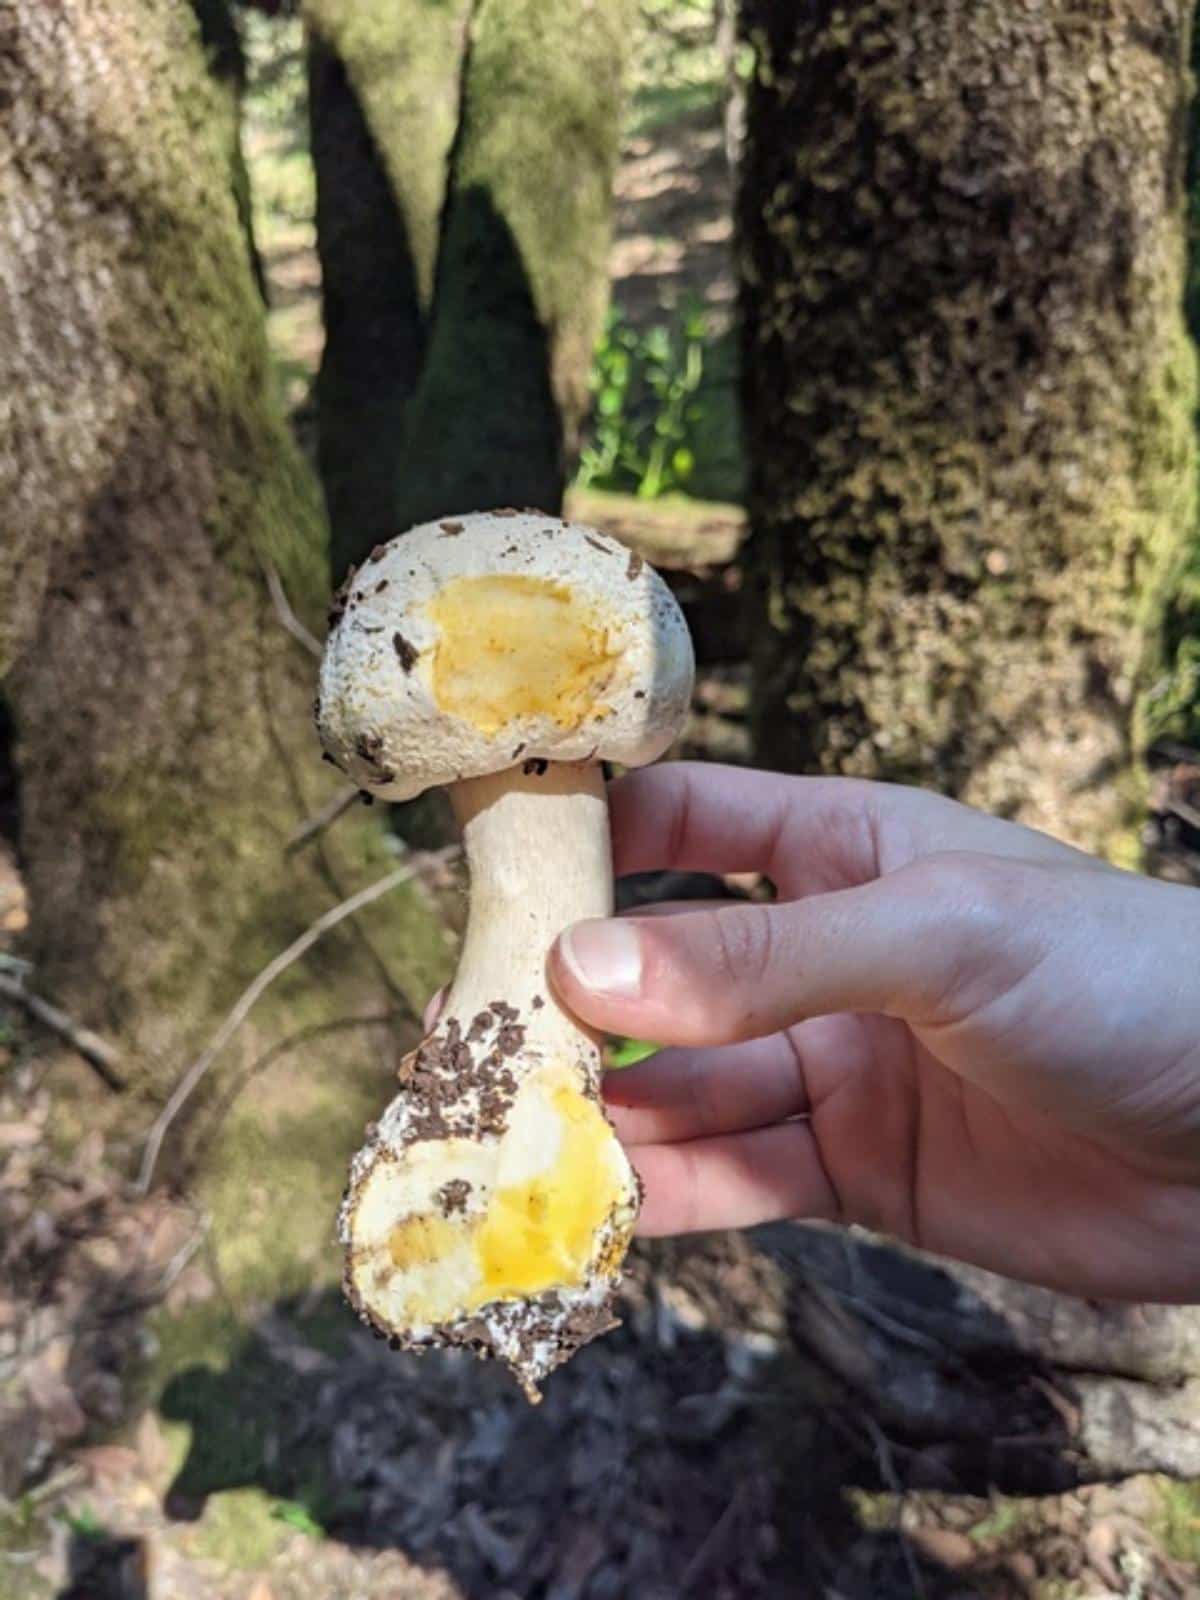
[375,1069,630,1322]
[427,575,618,735]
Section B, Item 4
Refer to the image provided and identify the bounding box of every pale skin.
[537,763,1200,1304]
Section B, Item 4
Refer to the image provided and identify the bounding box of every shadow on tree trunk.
[310,33,428,579]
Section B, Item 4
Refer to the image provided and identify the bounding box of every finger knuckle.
[900,851,1035,1021]
[710,903,777,991]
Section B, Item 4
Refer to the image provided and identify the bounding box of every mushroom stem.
[339,759,640,1397]
[444,760,611,1068]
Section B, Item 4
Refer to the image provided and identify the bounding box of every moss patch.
[190,1488,293,1569]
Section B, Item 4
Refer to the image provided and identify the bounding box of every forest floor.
[2,8,1200,1599]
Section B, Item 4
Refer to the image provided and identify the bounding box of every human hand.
[548,764,1200,1302]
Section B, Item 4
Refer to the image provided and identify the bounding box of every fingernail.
[559,919,643,998]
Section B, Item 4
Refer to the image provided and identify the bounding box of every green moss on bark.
[739,0,1197,853]
[305,0,631,573]
[0,0,452,1319]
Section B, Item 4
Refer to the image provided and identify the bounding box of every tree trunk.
[0,0,448,1304]
[738,0,1197,858]
[306,0,631,578]
[306,0,471,577]
[736,2,1200,1490]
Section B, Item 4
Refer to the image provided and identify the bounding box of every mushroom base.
[340,1016,639,1398]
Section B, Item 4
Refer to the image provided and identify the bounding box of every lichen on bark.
[739,0,1197,856]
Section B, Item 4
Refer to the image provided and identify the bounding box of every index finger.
[608,762,881,896]
[608,762,1097,898]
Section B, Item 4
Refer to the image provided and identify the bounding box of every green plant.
[57,1505,104,1540]
[606,1036,660,1069]
[271,1498,326,1539]
[1157,1479,1200,1565]
[577,303,709,500]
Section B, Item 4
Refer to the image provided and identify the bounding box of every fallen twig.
[1163,792,1200,832]
[679,1482,745,1594]
[285,784,361,852]
[182,1012,399,1176]
[860,1413,927,1600]
[136,848,457,1194]
[0,974,125,1090]
[265,562,322,659]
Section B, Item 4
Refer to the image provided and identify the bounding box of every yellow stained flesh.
[427,575,617,734]
[380,1077,625,1318]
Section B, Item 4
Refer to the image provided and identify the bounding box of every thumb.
[549,855,1013,1046]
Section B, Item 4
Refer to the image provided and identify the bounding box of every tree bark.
[0,0,448,1300]
[305,0,631,578]
[736,2,1200,1490]
[306,0,470,577]
[738,0,1197,857]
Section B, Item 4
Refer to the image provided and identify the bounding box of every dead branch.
[135,847,458,1194]
[182,1011,400,1177]
[285,784,361,852]
[0,974,125,1090]
[264,562,322,659]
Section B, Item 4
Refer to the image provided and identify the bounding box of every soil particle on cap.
[375,579,390,593]
[493,507,519,517]
[511,742,526,759]
[585,535,612,555]
[626,550,644,581]
[322,751,344,769]
[328,564,360,625]
[368,768,396,786]
[367,544,388,563]
[522,757,549,777]
[359,791,375,806]
[490,1001,519,1023]
[356,732,384,760]
[393,631,419,672]
[437,1179,472,1216]
[439,520,463,536]
[634,689,646,700]
[531,994,545,1009]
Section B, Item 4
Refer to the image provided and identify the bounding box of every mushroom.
[316,510,694,1397]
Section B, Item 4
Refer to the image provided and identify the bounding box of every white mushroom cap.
[316,511,695,800]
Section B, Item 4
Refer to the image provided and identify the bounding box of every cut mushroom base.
[339,763,642,1398]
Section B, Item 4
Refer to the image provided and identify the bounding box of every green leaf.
[606,1036,660,1069]
[271,1500,325,1539]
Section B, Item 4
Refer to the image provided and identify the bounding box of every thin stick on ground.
[264,562,323,659]
[0,974,125,1090]
[285,784,361,852]
[679,1482,745,1594]
[135,847,458,1194]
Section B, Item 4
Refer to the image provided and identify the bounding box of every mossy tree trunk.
[305,0,631,579]
[737,1,1200,1489]
[739,0,1196,857]
[0,0,448,1303]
